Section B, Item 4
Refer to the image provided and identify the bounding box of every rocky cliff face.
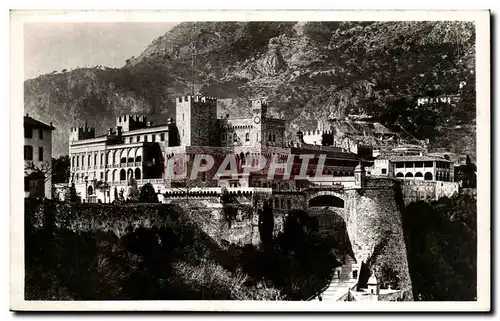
[24,21,476,157]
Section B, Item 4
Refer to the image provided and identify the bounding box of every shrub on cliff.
[138,183,159,203]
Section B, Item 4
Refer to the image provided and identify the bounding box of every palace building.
[68,95,363,203]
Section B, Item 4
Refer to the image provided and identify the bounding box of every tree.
[63,183,81,203]
[52,156,70,184]
[138,183,158,203]
[25,161,52,183]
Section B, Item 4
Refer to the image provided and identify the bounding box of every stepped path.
[312,254,359,302]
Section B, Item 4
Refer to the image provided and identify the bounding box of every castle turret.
[252,99,268,119]
[69,124,96,142]
[354,162,366,189]
[367,274,379,295]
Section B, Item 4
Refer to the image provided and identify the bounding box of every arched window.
[222,133,226,142]
[272,134,276,143]
[424,172,433,180]
[120,150,127,164]
[245,133,250,142]
[268,133,272,142]
[100,153,104,166]
[114,150,120,164]
[112,169,117,182]
[405,172,414,178]
[88,185,93,195]
[233,133,238,142]
[76,173,79,181]
[136,147,143,162]
[135,168,141,180]
[106,170,110,182]
[76,156,79,167]
[94,154,97,166]
[396,172,404,178]
[120,169,126,181]
[127,168,133,180]
[88,155,91,166]
[72,156,75,168]
[81,155,85,167]
[415,172,423,179]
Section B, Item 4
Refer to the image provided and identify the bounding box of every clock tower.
[251,99,267,146]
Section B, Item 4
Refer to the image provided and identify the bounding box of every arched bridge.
[304,185,346,208]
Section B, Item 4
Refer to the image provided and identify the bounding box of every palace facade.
[68,95,363,203]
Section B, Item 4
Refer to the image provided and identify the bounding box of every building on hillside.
[370,154,454,182]
[68,95,364,204]
[24,114,55,199]
[301,115,428,159]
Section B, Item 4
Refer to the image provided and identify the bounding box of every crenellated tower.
[70,123,96,143]
[175,95,217,147]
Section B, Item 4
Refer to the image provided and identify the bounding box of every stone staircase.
[310,254,359,302]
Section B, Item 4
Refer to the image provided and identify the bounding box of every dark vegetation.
[25,198,339,301]
[402,194,477,301]
[25,21,475,159]
[25,190,477,301]
[24,199,284,300]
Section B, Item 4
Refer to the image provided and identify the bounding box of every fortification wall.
[344,178,413,300]
[400,180,460,205]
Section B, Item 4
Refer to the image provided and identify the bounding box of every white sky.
[24,22,179,80]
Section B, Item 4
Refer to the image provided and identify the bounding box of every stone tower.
[175,95,217,147]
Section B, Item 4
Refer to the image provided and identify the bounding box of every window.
[287,199,292,209]
[152,135,156,142]
[38,147,43,161]
[100,172,104,180]
[144,135,148,142]
[182,114,185,121]
[129,137,133,143]
[24,145,33,161]
[395,162,404,168]
[245,133,250,142]
[160,133,165,141]
[233,133,238,142]
[268,133,272,142]
[222,133,226,142]
[381,168,387,174]
[137,135,140,142]
[182,129,185,137]
[39,129,43,139]
[94,154,97,165]
[272,134,276,143]
[424,161,433,167]
[24,127,32,138]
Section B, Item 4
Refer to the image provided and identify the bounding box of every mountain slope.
[24,21,476,158]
